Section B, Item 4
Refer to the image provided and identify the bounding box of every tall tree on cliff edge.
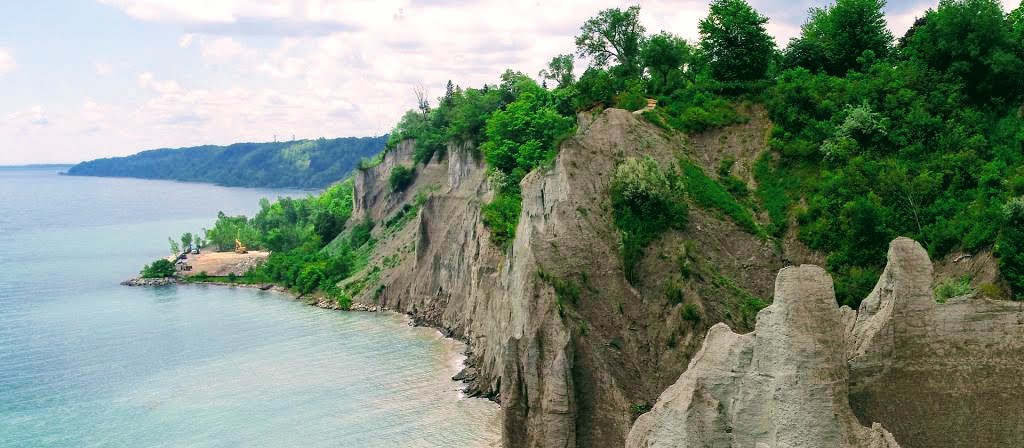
[784,0,893,75]
[699,0,776,82]
[575,6,646,78]
[901,0,1024,103]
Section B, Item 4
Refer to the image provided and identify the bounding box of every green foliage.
[610,157,689,284]
[348,218,375,249]
[389,164,416,192]
[699,0,776,82]
[784,0,893,75]
[901,0,1024,102]
[537,269,582,307]
[679,160,760,235]
[681,303,701,322]
[616,80,648,111]
[67,136,387,189]
[935,275,974,303]
[482,191,522,251]
[630,403,652,417]
[575,6,646,77]
[820,103,888,161]
[574,67,620,109]
[997,198,1024,298]
[641,32,692,95]
[539,54,576,87]
[666,282,685,305]
[752,155,793,237]
[141,259,176,278]
[481,84,575,183]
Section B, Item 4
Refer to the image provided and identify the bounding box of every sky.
[0,0,1019,165]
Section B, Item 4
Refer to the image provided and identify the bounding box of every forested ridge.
[67,136,387,189]
[166,0,1022,310]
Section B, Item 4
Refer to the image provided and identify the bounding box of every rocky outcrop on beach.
[121,277,178,286]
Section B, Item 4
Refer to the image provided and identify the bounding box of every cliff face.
[846,238,1024,448]
[342,106,1024,447]
[344,108,814,447]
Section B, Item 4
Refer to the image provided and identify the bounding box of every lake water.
[0,167,500,447]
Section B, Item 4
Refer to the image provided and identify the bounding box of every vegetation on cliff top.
[67,136,387,189]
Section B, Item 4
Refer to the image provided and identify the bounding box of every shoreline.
[122,276,492,403]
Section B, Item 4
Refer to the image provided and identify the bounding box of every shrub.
[934,275,974,303]
[616,80,648,111]
[141,259,176,278]
[997,197,1024,298]
[666,282,684,305]
[348,218,375,248]
[630,403,652,418]
[389,164,416,192]
[610,157,688,283]
[680,160,760,235]
[482,191,522,251]
[681,303,701,322]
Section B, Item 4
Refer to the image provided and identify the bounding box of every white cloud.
[0,48,16,76]
[94,61,114,76]
[198,36,256,61]
[137,72,184,94]
[7,105,49,127]
[178,33,195,48]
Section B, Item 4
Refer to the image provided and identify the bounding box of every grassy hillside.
[66,136,387,189]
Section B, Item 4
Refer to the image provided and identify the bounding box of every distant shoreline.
[0,164,75,170]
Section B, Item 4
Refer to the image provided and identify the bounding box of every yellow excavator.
[234,232,248,254]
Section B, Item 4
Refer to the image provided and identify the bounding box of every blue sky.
[0,0,1018,165]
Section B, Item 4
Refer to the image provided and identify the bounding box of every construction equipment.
[234,238,247,254]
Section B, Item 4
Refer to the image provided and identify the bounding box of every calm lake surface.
[0,167,500,447]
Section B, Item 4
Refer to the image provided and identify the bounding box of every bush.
[482,191,522,251]
[616,80,648,111]
[141,259,176,278]
[666,282,684,305]
[389,164,416,192]
[348,218,375,248]
[610,157,688,284]
[680,160,760,235]
[997,197,1024,298]
[934,276,974,303]
[681,303,701,322]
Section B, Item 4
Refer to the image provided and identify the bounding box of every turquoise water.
[0,168,500,447]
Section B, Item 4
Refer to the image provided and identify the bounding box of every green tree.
[699,0,775,82]
[641,32,692,93]
[784,0,893,75]
[168,237,180,256]
[180,232,193,252]
[141,259,176,278]
[901,0,1023,102]
[997,198,1024,299]
[575,6,646,77]
[389,164,416,192]
[539,54,576,87]
[480,85,574,182]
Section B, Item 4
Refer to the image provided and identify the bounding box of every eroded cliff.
[341,108,815,447]
[626,237,1024,447]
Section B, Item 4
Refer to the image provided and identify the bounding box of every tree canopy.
[575,6,646,77]
[699,0,775,82]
